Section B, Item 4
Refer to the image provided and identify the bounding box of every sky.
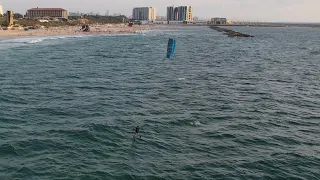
[1,0,320,22]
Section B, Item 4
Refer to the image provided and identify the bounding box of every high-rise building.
[0,2,4,16]
[132,7,156,21]
[167,6,175,21]
[167,6,193,21]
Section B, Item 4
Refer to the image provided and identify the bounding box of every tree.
[14,13,24,19]
[0,18,8,26]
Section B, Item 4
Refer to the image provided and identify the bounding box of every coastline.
[2,23,317,38]
[0,24,151,37]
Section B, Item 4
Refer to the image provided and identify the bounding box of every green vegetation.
[14,19,38,27]
[0,17,8,27]
[14,13,24,19]
[15,19,71,28]
[0,15,128,28]
[69,15,128,24]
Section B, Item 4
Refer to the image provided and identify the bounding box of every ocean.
[0,26,319,180]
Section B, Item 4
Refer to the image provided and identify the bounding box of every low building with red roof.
[27,8,68,19]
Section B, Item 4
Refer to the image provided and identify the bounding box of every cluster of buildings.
[166,6,193,21]
[132,6,194,23]
[131,6,228,25]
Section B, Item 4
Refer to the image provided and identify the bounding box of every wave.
[28,38,44,44]
[99,33,140,37]
[0,35,87,50]
[310,50,320,55]
[0,32,143,49]
[0,143,19,156]
[0,35,85,47]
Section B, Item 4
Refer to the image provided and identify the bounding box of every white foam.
[190,121,201,126]
[0,35,86,50]
[100,33,139,37]
[194,121,201,126]
[179,78,186,80]
[28,38,44,44]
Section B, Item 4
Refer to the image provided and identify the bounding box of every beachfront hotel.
[26,8,68,19]
[132,7,156,21]
[167,6,193,21]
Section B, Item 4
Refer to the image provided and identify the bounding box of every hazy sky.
[1,0,320,22]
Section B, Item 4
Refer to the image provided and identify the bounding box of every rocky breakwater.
[210,26,254,37]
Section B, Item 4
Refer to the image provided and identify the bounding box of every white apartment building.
[132,7,156,21]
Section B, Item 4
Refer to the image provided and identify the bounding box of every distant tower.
[6,10,13,26]
[0,2,4,16]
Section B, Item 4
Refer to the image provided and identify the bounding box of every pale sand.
[0,24,151,37]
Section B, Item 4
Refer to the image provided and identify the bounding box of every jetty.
[210,26,254,37]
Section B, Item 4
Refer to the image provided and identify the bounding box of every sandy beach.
[0,24,151,37]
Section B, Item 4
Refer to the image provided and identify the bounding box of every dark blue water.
[0,27,319,180]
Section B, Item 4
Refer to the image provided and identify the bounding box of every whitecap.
[28,38,44,44]
[190,121,201,126]
[194,121,201,126]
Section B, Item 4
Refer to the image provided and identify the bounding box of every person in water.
[135,126,141,138]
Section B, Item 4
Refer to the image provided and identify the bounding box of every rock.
[210,26,254,38]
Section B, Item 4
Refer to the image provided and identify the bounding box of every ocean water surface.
[0,26,319,179]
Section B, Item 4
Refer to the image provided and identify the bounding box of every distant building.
[69,12,82,16]
[69,12,75,16]
[132,7,156,21]
[168,20,193,25]
[226,20,232,24]
[167,6,193,22]
[156,16,166,21]
[167,6,175,21]
[211,17,227,25]
[112,13,122,16]
[154,21,168,24]
[168,21,184,24]
[0,2,3,16]
[193,20,209,25]
[26,8,68,19]
[193,16,199,22]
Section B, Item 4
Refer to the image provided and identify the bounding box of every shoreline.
[0,25,151,37]
[1,23,318,38]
